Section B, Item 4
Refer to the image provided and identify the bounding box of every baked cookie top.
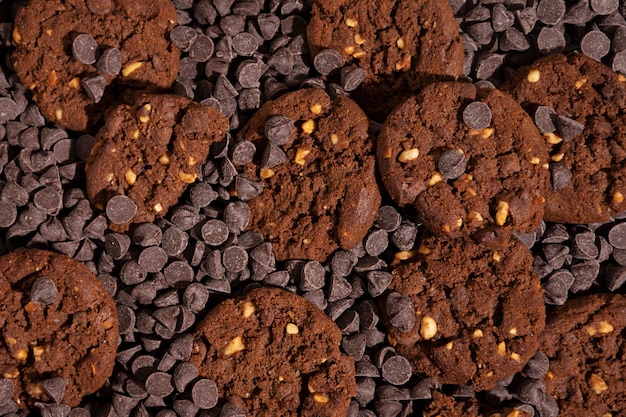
[377,81,550,238]
[11,0,180,132]
[503,53,626,224]
[190,286,356,417]
[238,87,381,262]
[307,0,464,121]
[86,94,229,231]
[384,233,546,391]
[540,294,626,417]
[0,249,118,408]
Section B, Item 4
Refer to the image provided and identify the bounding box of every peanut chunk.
[313,393,329,404]
[527,69,541,82]
[398,148,419,163]
[613,191,624,203]
[260,168,275,179]
[354,33,366,45]
[224,336,245,356]
[346,18,358,27]
[472,329,484,339]
[294,148,311,165]
[125,169,137,185]
[122,61,144,77]
[495,201,510,226]
[590,373,608,395]
[301,119,316,134]
[12,27,21,44]
[242,301,256,318]
[159,154,171,165]
[420,316,437,340]
[598,321,615,334]
[286,323,299,334]
[310,103,322,115]
[179,171,197,183]
[497,341,506,356]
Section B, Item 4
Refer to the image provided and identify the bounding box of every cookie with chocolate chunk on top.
[503,53,626,224]
[377,81,549,238]
[0,249,118,408]
[86,94,229,232]
[190,287,356,417]
[238,88,381,262]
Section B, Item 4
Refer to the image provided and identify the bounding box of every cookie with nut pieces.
[85,94,229,231]
[190,286,357,417]
[539,294,626,417]
[307,0,464,121]
[503,53,626,224]
[377,81,550,238]
[384,233,546,391]
[238,87,381,262]
[11,0,180,132]
[0,249,118,408]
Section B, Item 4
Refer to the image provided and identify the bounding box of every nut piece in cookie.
[238,88,381,262]
[383,234,546,390]
[0,249,118,408]
[191,287,357,417]
[11,0,180,131]
[85,94,229,231]
[377,81,549,238]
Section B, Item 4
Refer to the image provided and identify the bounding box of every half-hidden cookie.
[0,249,118,408]
[307,0,464,121]
[540,294,626,417]
[238,88,381,262]
[384,233,546,391]
[503,53,626,224]
[85,94,229,232]
[420,391,533,417]
[377,81,550,238]
[11,0,180,132]
[190,286,356,417]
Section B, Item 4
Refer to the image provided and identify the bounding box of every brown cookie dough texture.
[377,81,550,238]
[11,0,179,132]
[239,88,381,262]
[0,249,118,408]
[190,287,356,417]
[307,0,464,121]
[540,294,626,417]
[503,54,626,224]
[85,94,228,231]
[385,234,545,391]
[421,391,532,417]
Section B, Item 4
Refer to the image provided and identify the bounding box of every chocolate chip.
[462,101,492,130]
[40,377,67,403]
[214,74,238,99]
[367,270,393,298]
[542,223,569,243]
[106,195,137,225]
[234,175,263,201]
[500,27,530,51]
[264,115,294,145]
[329,274,352,302]
[220,403,246,417]
[381,355,412,385]
[438,149,467,180]
[364,230,388,257]
[492,4,515,32]
[466,22,494,45]
[33,187,62,214]
[608,222,626,248]
[475,52,505,80]
[570,259,600,292]
[232,32,258,57]
[590,0,619,15]
[0,97,19,123]
[30,276,58,305]
[341,66,367,92]
[170,26,198,52]
[267,47,294,75]
[162,226,189,256]
[72,34,98,65]
[313,49,344,75]
[189,35,215,62]
[300,260,325,291]
[0,379,13,404]
[80,75,106,103]
[145,372,174,398]
[549,163,572,191]
[536,0,565,25]
[556,115,584,141]
[612,51,626,74]
[386,292,415,332]
[410,377,440,400]
[224,201,250,232]
[543,269,575,305]
[581,30,611,61]
[572,231,599,260]
[534,106,557,133]
[605,264,626,291]
[163,261,194,288]
[356,377,376,406]
[536,27,566,54]
[0,201,16,228]
[391,222,418,251]
[342,333,367,360]
[201,219,230,246]
[523,351,550,380]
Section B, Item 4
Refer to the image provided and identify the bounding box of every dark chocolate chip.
[220,403,246,417]
[342,333,367,360]
[386,292,415,332]
[145,372,174,398]
[190,35,215,62]
[41,377,67,403]
[234,175,263,201]
[381,355,412,385]
[605,264,626,291]
[300,260,326,291]
[224,201,250,232]
[170,26,198,52]
[581,30,611,61]
[492,4,515,32]
[549,162,572,191]
[500,27,531,51]
[556,115,584,141]
[375,206,402,232]
[120,260,147,285]
[543,243,570,268]
[0,379,13,404]
[517,379,546,406]
[462,101,492,130]
[201,219,230,246]
[475,53,505,80]
[364,230,389,257]
[221,245,248,272]
[31,276,58,305]
[162,226,189,256]
[0,201,17,228]
[231,141,256,165]
[72,34,98,65]
[328,274,352,302]
[313,49,344,75]
[106,195,137,224]
[612,51,626,74]
[264,115,294,145]
[590,0,619,15]
[572,232,599,260]
[466,22,494,45]
[112,393,138,416]
[0,97,19,123]
[337,309,360,334]
[543,269,575,305]
[534,106,557,133]
[438,149,467,180]
[257,13,280,40]
[536,27,566,54]
[410,377,440,400]
[608,222,626,248]
[570,259,600,292]
[367,270,393,298]
[164,261,194,287]
[542,223,569,243]
[341,66,366,92]
[232,32,258,56]
[267,47,295,75]
[356,377,376,406]
[536,0,565,25]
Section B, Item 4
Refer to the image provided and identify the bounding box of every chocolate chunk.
[224,201,250,232]
[341,66,367,92]
[536,0,565,25]
[71,34,98,65]
[500,27,530,51]
[556,115,584,141]
[492,4,514,32]
[264,115,294,145]
[0,97,19,123]
[31,276,58,305]
[543,269,575,305]
[313,49,344,75]
[549,162,572,191]
[106,195,137,225]
[534,106,557,133]
[367,270,393,298]
[386,292,415,332]
[438,149,467,180]
[381,355,412,385]
[536,27,565,54]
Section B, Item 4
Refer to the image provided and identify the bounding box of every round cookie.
[384,234,546,391]
[307,0,464,121]
[190,286,357,417]
[85,94,229,232]
[238,88,381,262]
[503,53,626,224]
[11,0,180,132]
[0,249,118,408]
[377,81,550,238]
[540,294,626,416]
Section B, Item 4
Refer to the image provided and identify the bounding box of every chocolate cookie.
[420,391,533,417]
[0,249,118,408]
[377,81,550,238]
[503,53,626,224]
[307,0,464,121]
[238,88,381,262]
[11,0,179,132]
[85,94,229,232]
[384,234,545,391]
[190,287,356,417]
[540,294,626,416]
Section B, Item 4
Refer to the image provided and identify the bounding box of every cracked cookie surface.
[307,0,463,121]
[385,234,545,391]
[503,53,626,224]
[540,294,626,417]
[239,88,381,262]
[377,81,550,238]
[85,94,229,231]
[190,287,356,417]
[11,0,179,132]
[0,249,118,408]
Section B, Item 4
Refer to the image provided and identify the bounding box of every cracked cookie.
[85,94,229,232]
[190,286,356,417]
[540,294,626,417]
[503,53,626,224]
[377,81,550,238]
[307,0,464,121]
[384,233,546,391]
[0,249,118,408]
[11,0,180,132]
[238,88,381,262]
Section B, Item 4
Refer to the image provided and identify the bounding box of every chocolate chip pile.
[1,0,626,416]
